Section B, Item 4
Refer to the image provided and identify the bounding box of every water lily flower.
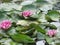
[22,10,32,17]
[47,30,57,37]
[0,20,12,30]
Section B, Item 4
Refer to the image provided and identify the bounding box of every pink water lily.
[47,30,57,37]
[22,10,32,17]
[0,20,12,30]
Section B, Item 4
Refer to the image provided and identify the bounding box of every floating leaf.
[37,32,45,40]
[10,34,34,43]
[2,0,12,2]
[46,10,60,21]
[35,0,48,7]
[42,23,57,29]
[21,0,35,6]
[22,5,37,11]
[45,36,52,44]
[30,23,46,34]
